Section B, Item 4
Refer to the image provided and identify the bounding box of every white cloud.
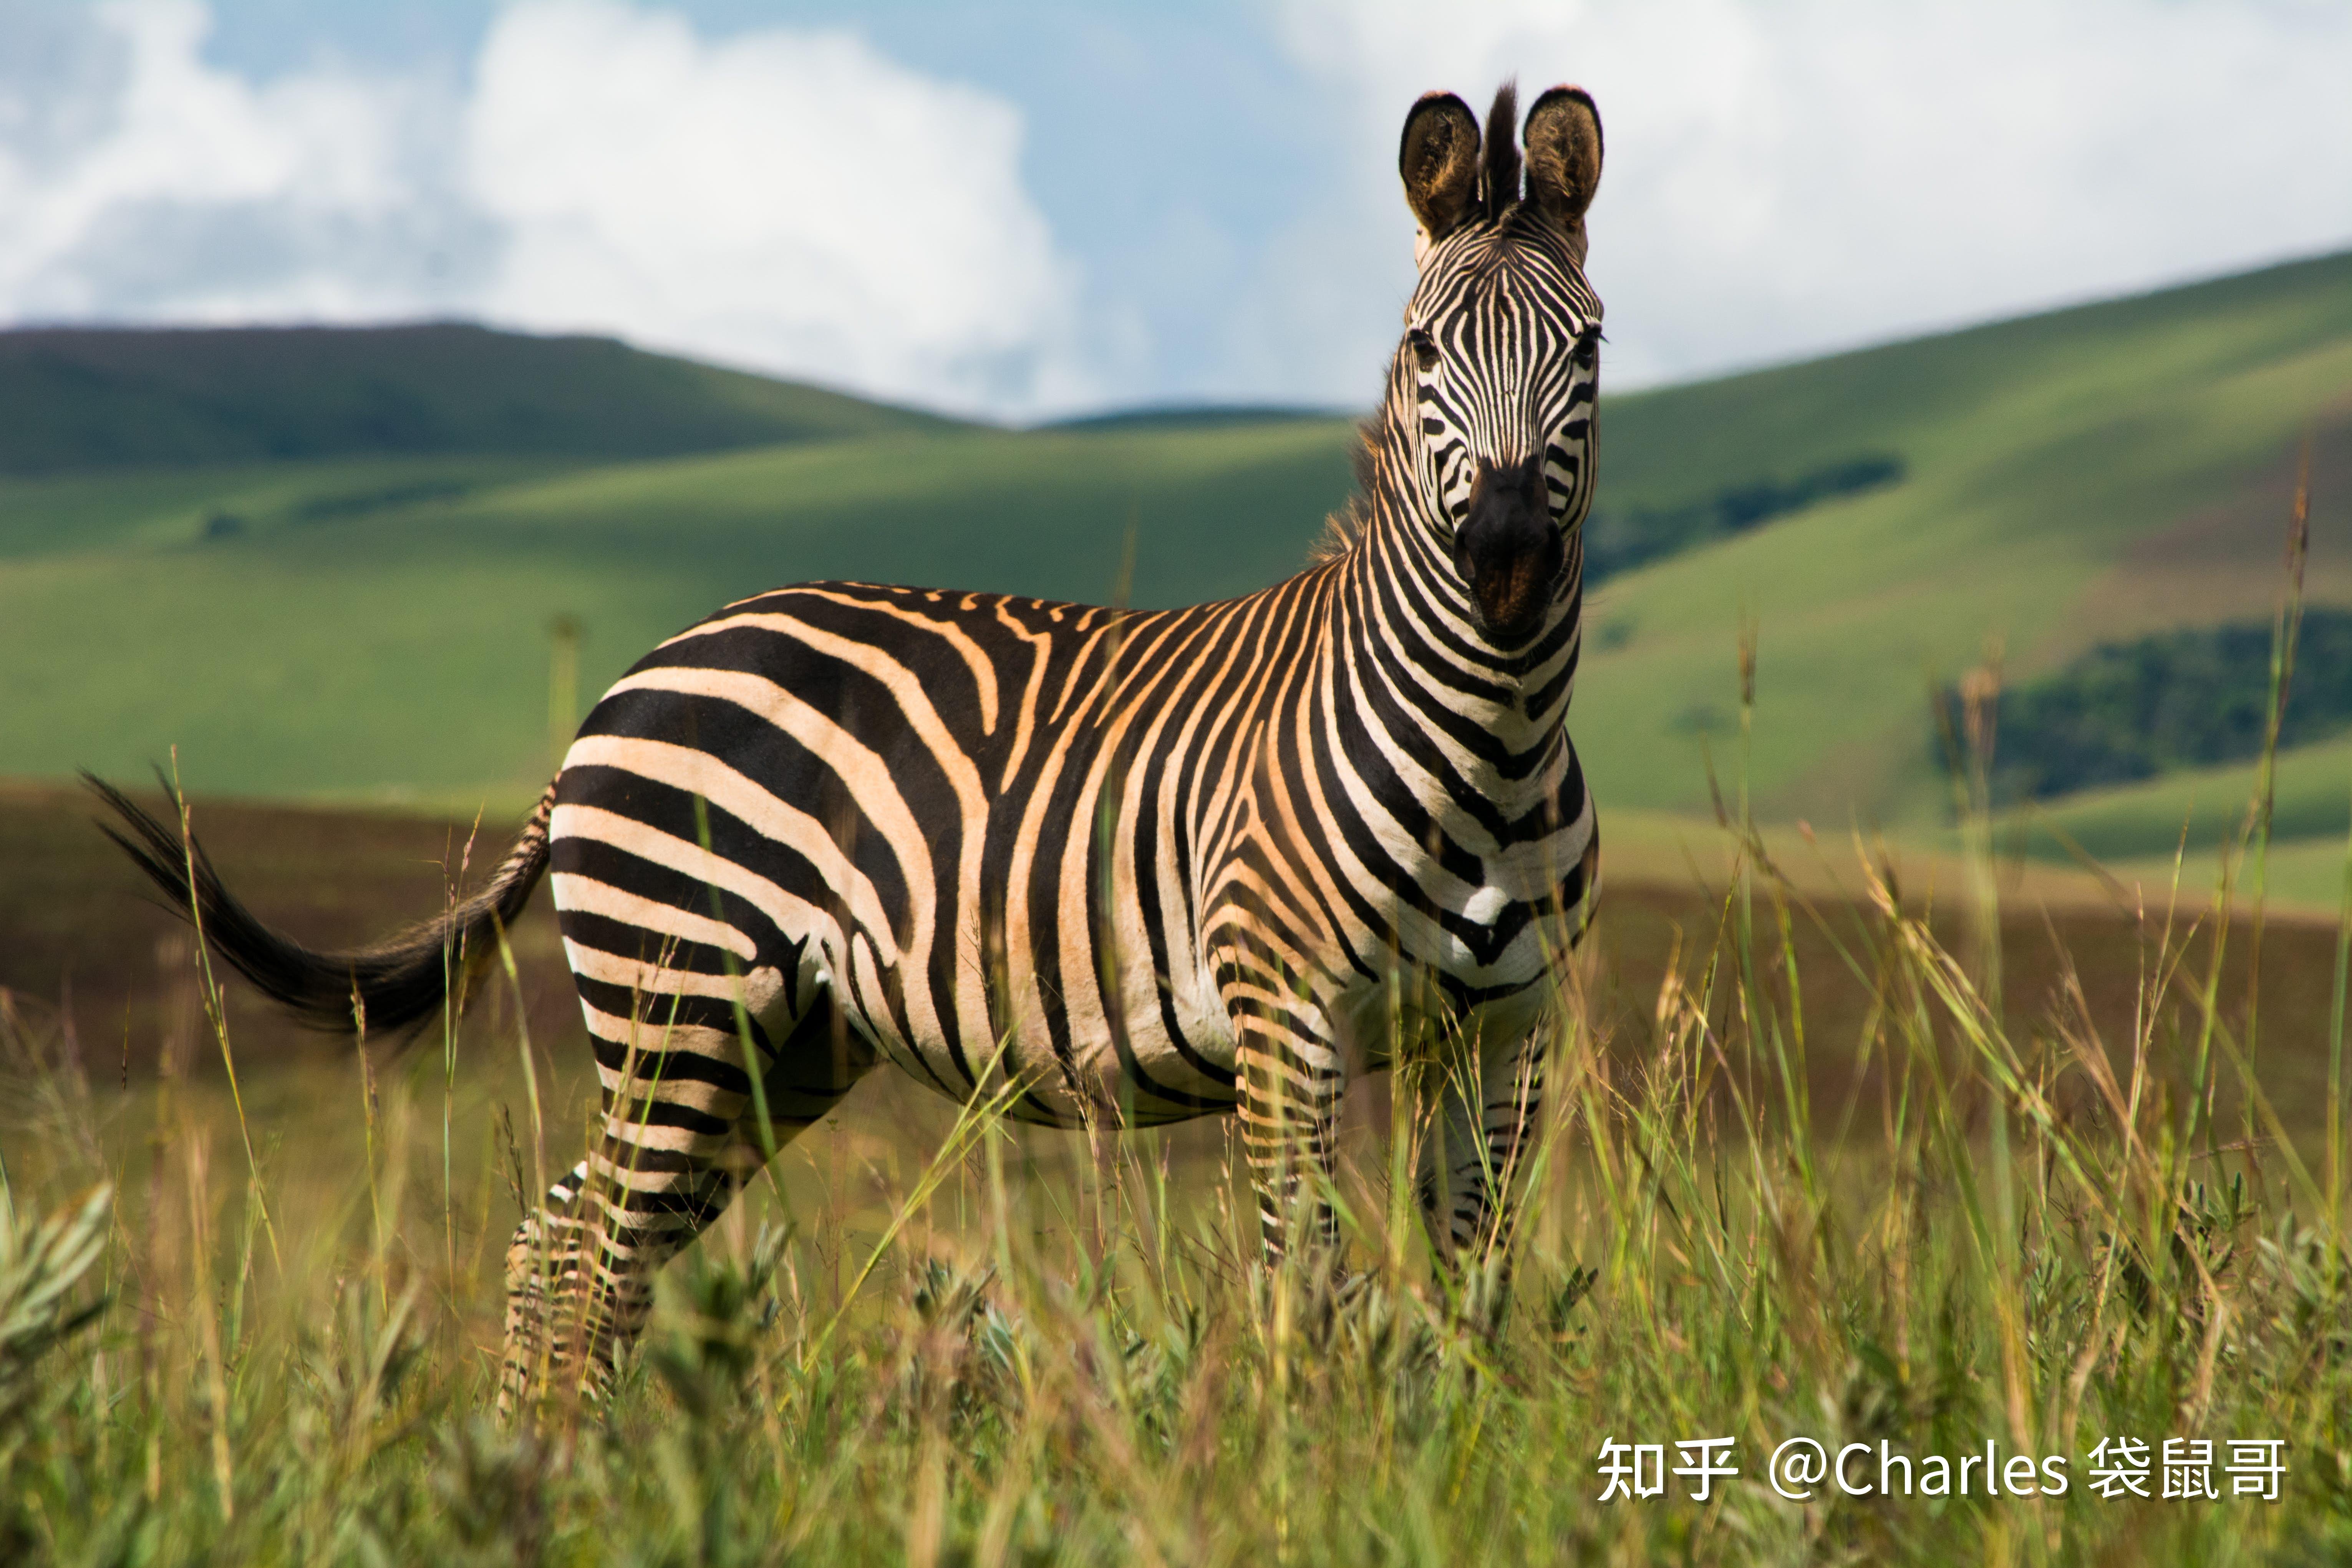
[1269,0,2352,394]
[0,0,471,323]
[4,1,2347,416]
[0,0,1087,416]
[464,2,1084,412]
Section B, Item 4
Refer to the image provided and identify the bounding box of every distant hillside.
[1579,247,2352,835]
[1582,451,1906,585]
[1044,404,1349,434]
[0,322,964,472]
[1949,611,2352,804]
[6,249,2350,891]
[0,421,1359,804]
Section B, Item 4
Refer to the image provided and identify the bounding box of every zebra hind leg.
[498,1147,749,1416]
[498,998,872,1416]
[499,1158,641,1415]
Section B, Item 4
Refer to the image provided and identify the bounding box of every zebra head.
[1395,83,1603,649]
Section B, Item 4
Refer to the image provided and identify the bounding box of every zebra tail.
[84,769,559,1040]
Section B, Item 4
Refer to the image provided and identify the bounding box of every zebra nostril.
[1515,458,1546,514]
[1458,454,1567,643]
[1471,456,1548,520]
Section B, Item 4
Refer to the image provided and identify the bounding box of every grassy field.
[5,770,2352,1562]
[2019,732,2352,906]
[0,422,1359,806]
[13,774,2340,1075]
[9,519,2352,1560]
[11,220,2352,1567]
[1576,250,2352,835]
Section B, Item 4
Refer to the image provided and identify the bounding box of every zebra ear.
[1523,86,1603,227]
[1399,92,1481,253]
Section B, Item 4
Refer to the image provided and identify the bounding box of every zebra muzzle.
[1455,455,1563,645]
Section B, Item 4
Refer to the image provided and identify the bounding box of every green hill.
[0,322,961,472]
[1580,249,2352,840]
[1043,404,1346,434]
[5,252,2350,879]
[0,422,1357,803]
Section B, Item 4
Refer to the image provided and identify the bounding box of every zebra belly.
[833,920,1241,1129]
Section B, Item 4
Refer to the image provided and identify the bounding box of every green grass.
[0,453,586,562]
[7,781,2352,1562]
[1996,733,2352,910]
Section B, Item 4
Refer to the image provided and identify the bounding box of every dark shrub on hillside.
[1941,610,2352,803]
[1584,453,1904,585]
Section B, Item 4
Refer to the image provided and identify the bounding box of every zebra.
[93,80,1606,1406]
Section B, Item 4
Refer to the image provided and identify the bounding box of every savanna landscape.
[5,243,2352,1563]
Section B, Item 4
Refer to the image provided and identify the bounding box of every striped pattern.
[76,82,1609,1411]
[501,172,1608,1400]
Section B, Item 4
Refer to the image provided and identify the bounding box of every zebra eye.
[1571,328,1599,370]
[1407,329,1440,373]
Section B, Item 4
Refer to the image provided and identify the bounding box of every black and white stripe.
[96,80,1609,1402]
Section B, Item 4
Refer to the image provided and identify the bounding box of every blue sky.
[3,1,2348,419]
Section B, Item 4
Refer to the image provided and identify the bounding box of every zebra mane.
[1306,418,1384,564]
[1480,81,1521,219]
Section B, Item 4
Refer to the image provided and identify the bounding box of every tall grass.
[6,567,2352,1562]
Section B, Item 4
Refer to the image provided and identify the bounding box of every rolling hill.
[0,421,1359,803]
[1579,249,2352,835]
[0,322,960,472]
[5,253,2350,905]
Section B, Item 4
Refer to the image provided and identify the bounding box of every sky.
[1,0,2347,421]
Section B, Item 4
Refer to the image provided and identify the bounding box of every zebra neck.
[1335,494,1583,809]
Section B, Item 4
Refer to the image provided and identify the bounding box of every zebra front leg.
[1223,972,1348,1270]
[1417,1027,1544,1328]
